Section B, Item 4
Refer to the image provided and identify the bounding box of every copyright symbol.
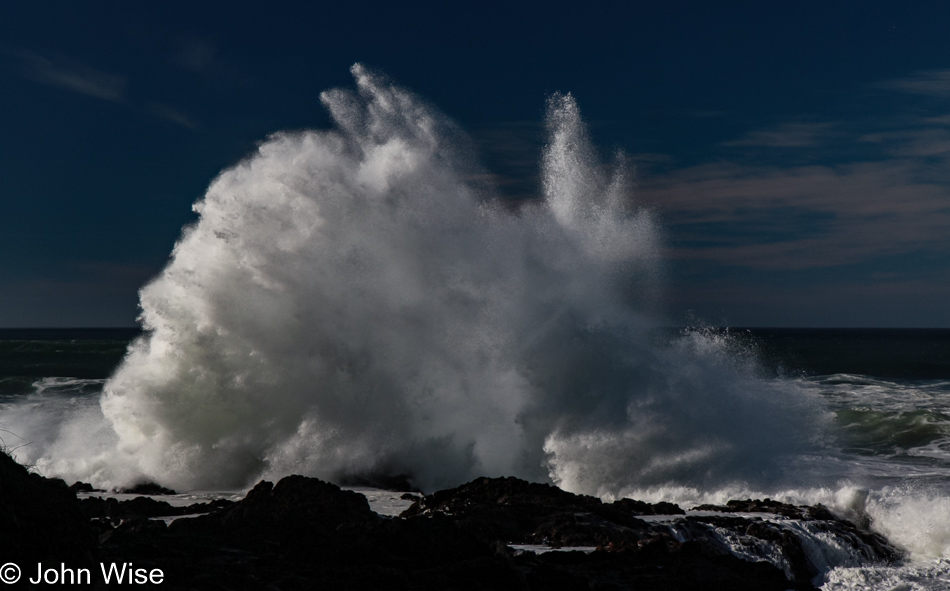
[0,563,19,584]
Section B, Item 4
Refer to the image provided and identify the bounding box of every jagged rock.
[194,475,377,531]
[745,520,817,583]
[165,475,522,589]
[613,497,685,515]
[337,472,421,492]
[0,450,97,565]
[402,476,661,546]
[0,462,905,590]
[79,495,235,523]
[404,476,604,516]
[693,497,833,519]
[691,498,901,559]
[117,481,177,495]
[69,480,102,493]
[677,502,903,585]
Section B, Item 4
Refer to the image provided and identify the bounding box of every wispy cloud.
[723,122,836,148]
[875,69,950,97]
[858,128,950,157]
[147,102,199,129]
[13,50,126,102]
[641,73,950,279]
[640,154,950,271]
[8,49,203,130]
[922,114,950,126]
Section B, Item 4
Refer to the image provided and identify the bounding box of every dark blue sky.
[2,1,949,327]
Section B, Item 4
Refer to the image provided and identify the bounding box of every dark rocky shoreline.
[2,450,901,590]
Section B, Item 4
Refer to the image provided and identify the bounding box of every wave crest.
[30,65,816,494]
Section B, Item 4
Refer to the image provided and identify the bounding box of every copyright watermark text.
[0,564,20,585]
[0,562,163,585]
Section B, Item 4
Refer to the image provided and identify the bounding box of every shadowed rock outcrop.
[403,476,681,547]
[1,452,905,590]
[687,498,901,584]
[0,450,96,565]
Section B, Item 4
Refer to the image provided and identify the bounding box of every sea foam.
[21,65,817,496]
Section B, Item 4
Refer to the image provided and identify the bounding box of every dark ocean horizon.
[3,326,947,380]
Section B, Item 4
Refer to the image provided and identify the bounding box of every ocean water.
[3,334,950,587]
[1,65,949,588]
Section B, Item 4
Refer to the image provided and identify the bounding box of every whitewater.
[2,65,949,588]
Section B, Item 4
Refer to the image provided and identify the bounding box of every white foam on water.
[822,560,950,591]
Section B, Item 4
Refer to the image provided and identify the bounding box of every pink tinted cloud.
[637,155,950,270]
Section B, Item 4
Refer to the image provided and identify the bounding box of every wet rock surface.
[685,498,902,584]
[694,497,837,520]
[1,454,904,590]
[79,495,235,524]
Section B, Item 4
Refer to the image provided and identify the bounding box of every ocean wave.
[8,66,821,495]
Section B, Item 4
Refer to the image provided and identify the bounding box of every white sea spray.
[6,65,811,495]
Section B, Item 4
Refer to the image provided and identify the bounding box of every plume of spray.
[43,65,817,493]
